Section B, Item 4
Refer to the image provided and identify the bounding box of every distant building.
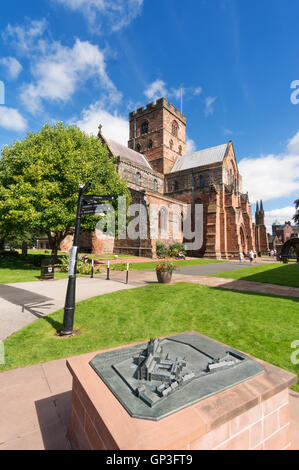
[268,220,299,251]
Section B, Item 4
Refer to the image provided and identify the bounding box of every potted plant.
[156,260,176,284]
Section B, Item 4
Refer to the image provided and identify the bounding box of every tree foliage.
[0,122,130,254]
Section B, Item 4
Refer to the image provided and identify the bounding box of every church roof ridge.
[170,142,228,173]
[105,137,153,170]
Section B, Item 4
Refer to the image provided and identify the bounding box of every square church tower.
[128,97,187,174]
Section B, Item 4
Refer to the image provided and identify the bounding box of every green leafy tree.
[293,199,299,225]
[0,122,130,256]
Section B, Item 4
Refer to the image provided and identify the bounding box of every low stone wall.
[190,389,291,450]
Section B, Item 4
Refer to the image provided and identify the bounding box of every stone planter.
[156,270,172,284]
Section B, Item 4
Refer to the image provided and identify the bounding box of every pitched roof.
[170,143,228,173]
[106,138,153,170]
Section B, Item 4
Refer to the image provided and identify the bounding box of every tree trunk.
[22,241,28,257]
[48,231,66,262]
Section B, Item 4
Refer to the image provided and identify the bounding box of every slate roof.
[170,143,228,173]
[106,138,153,170]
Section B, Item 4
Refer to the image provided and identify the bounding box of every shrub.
[156,241,168,258]
[59,255,70,272]
[58,255,100,275]
[168,243,186,257]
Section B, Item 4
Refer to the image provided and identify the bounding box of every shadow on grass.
[206,283,299,303]
[223,264,299,289]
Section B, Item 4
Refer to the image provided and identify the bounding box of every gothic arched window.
[199,175,204,188]
[136,172,141,185]
[141,121,149,135]
[153,179,158,192]
[148,139,153,149]
[172,121,178,137]
[159,207,168,231]
[136,143,141,153]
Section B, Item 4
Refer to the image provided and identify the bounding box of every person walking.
[249,249,255,264]
[238,251,244,263]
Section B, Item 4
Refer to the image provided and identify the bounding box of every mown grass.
[210,263,299,288]
[1,283,298,393]
[0,257,68,284]
[17,249,136,260]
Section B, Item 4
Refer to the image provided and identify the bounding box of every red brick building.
[62,97,268,258]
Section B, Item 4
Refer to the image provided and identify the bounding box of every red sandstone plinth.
[66,332,297,450]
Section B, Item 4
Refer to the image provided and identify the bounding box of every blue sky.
[0,0,298,230]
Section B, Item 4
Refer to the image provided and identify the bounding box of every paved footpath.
[0,277,146,341]
[1,260,298,341]
[0,357,298,450]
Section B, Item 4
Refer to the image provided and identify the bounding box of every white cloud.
[205,96,217,116]
[239,134,299,203]
[287,130,299,153]
[73,101,128,145]
[265,206,296,233]
[0,57,22,80]
[54,0,143,32]
[2,19,48,55]
[186,137,196,154]
[144,80,168,101]
[193,87,202,96]
[144,80,203,104]
[0,106,27,131]
[19,38,121,114]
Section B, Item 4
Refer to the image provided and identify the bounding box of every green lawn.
[1,283,298,393]
[210,263,299,288]
[0,257,68,284]
[18,249,137,260]
[129,258,223,271]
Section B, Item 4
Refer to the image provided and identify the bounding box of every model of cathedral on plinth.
[89,333,264,420]
[132,338,240,408]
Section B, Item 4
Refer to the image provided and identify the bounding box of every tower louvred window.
[172,121,178,136]
[141,121,149,135]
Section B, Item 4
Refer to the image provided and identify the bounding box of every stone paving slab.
[171,275,299,298]
[0,356,297,450]
[96,268,299,299]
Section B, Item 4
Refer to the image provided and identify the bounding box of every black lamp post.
[60,181,116,336]
[61,181,92,335]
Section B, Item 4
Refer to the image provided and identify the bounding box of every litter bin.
[41,258,55,280]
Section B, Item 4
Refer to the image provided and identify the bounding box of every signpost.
[61,181,115,336]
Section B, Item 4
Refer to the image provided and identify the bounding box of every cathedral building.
[61,97,269,259]
[254,200,269,254]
